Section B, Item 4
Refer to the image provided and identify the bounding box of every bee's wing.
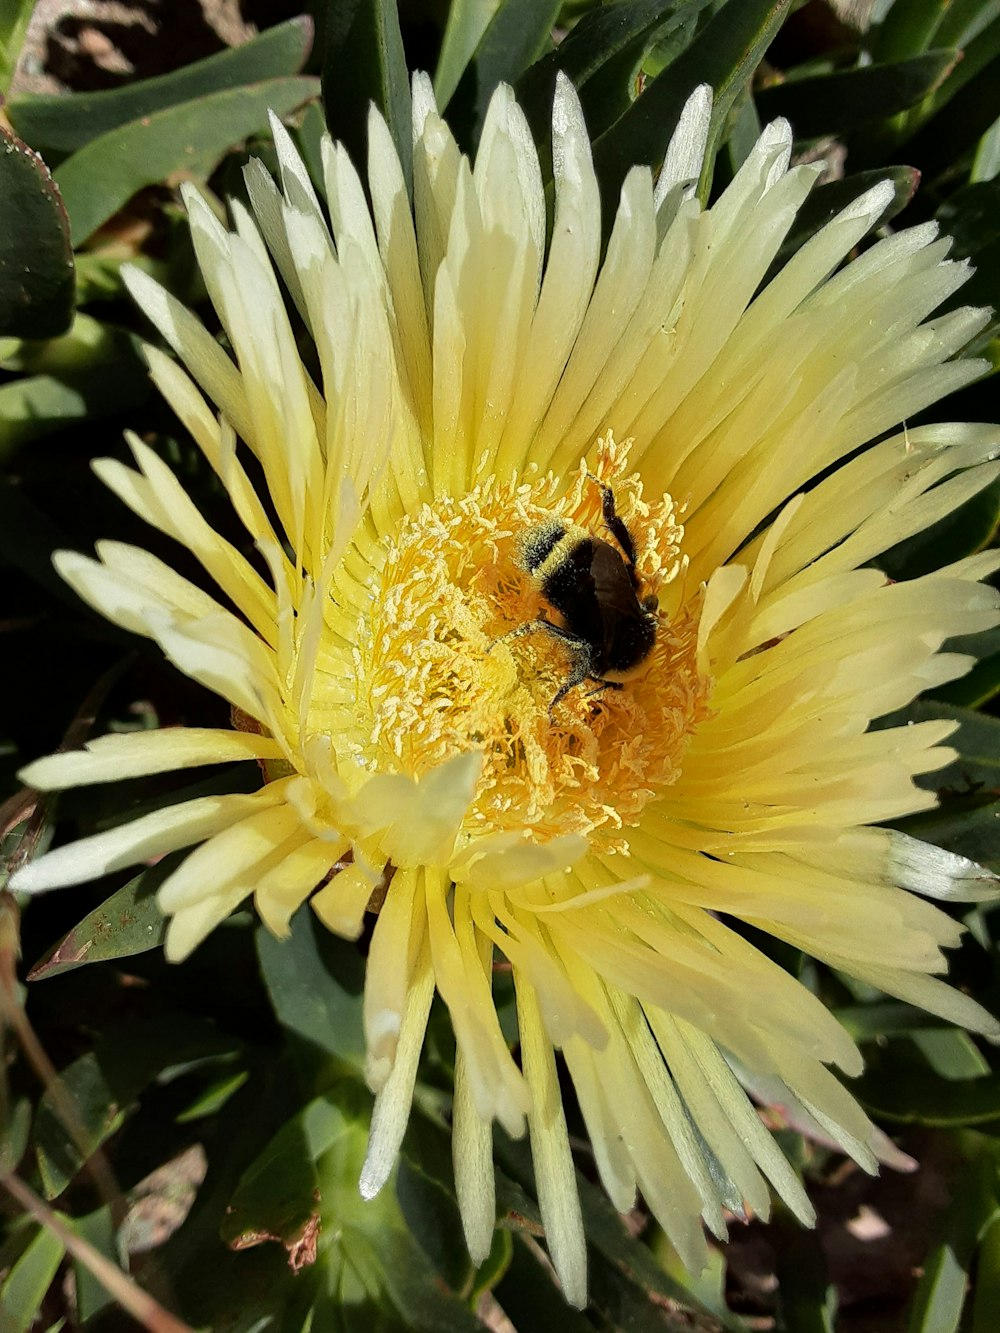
[590,542,643,655]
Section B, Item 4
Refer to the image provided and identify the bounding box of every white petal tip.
[358,1157,389,1202]
[7,863,53,895]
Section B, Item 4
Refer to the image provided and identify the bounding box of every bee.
[507,478,658,712]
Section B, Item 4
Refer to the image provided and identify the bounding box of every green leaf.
[0,1224,64,1333]
[878,476,1000,581]
[34,1054,128,1199]
[447,0,562,148]
[873,0,954,60]
[494,1237,595,1330]
[650,1229,738,1328]
[915,14,1000,113]
[913,1029,993,1081]
[0,314,148,461]
[0,0,35,88]
[54,76,320,246]
[909,1241,968,1333]
[898,797,1000,874]
[972,1211,1000,1332]
[907,700,1000,790]
[321,0,412,191]
[590,0,791,221]
[494,1132,728,1325]
[934,0,1000,49]
[71,1206,118,1323]
[889,19,1000,172]
[937,178,1000,258]
[836,999,948,1042]
[6,17,314,158]
[221,1093,336,1253]
[514,0,716,146]
[929,628,1000,709]
[176,1068,250,1122]
[768,166,919,277]
[396,1117,475,1292]
[0,479,91,606]
[34,1015,243,1197]
[906,1136,1000,1332]
[774,1219,837,1333]
[257,908,366,1077]
[856,1065,1000,1127]
[755,50,957,139]
[0,1096,31,1173]
[226,1089,484,1332]
[0,128,74,339]
[27,857,174,980]
[435,0,502,109]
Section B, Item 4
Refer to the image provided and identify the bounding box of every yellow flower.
[13,76,1000,1305]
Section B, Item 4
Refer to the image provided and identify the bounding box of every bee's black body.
[512,480,658,711]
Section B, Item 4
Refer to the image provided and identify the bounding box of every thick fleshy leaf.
[221,1093,334,1255]
[321,0,412,190]
[494,1238,595,1332]
[856,1060,1000,1127]
[756,50,957,139]
[907,1137,1000,1333]
[34,1015,243,1197]
[768,166,919,277]
[396,1115,477,1292]
[434,0,502,109]
[226,1088,485,1331]
[0,1225,65,1333]
[0,0,35,87]
[772,1219,837,1333]
[0,1097,31,1173]
[937,179,1000,318]
[256,908,366,1077]
[0,314,148,459]
[873,0,954,61]
[884,18,1000,176]
[0,128,73,339]
[7,17,313,158]
[71,1207,117,1324]
[514,0,716,147]
[55,77,320,246]
[880,476,1000,580]
[27,858,175,980]
[907,700,1000,791]
[590,0,789,216]
[446,0,562,144]
[493,1132,726,1323]
[930,628,1000,709]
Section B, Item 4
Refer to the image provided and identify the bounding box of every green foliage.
[2,1,999,1330]
[0,1225,65,1332]
[321,0,413,190]
[0,0,34,89]
[6,17,315,158]
[0,128,73,340]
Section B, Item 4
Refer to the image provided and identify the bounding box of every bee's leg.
[490,620,540,650]
[539,627,599,714]
[584,678,624,699]
[494,619,598,713]
[587,473,637,567]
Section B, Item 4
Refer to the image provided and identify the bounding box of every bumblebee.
[508,478,658,712]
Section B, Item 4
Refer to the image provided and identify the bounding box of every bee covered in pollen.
[508,478,660,712]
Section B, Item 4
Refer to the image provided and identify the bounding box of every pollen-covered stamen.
[339,436,711,851]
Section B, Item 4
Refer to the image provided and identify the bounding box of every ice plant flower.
[13,75,1000,1305]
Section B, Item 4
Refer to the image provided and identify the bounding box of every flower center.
[348,437,709,851]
